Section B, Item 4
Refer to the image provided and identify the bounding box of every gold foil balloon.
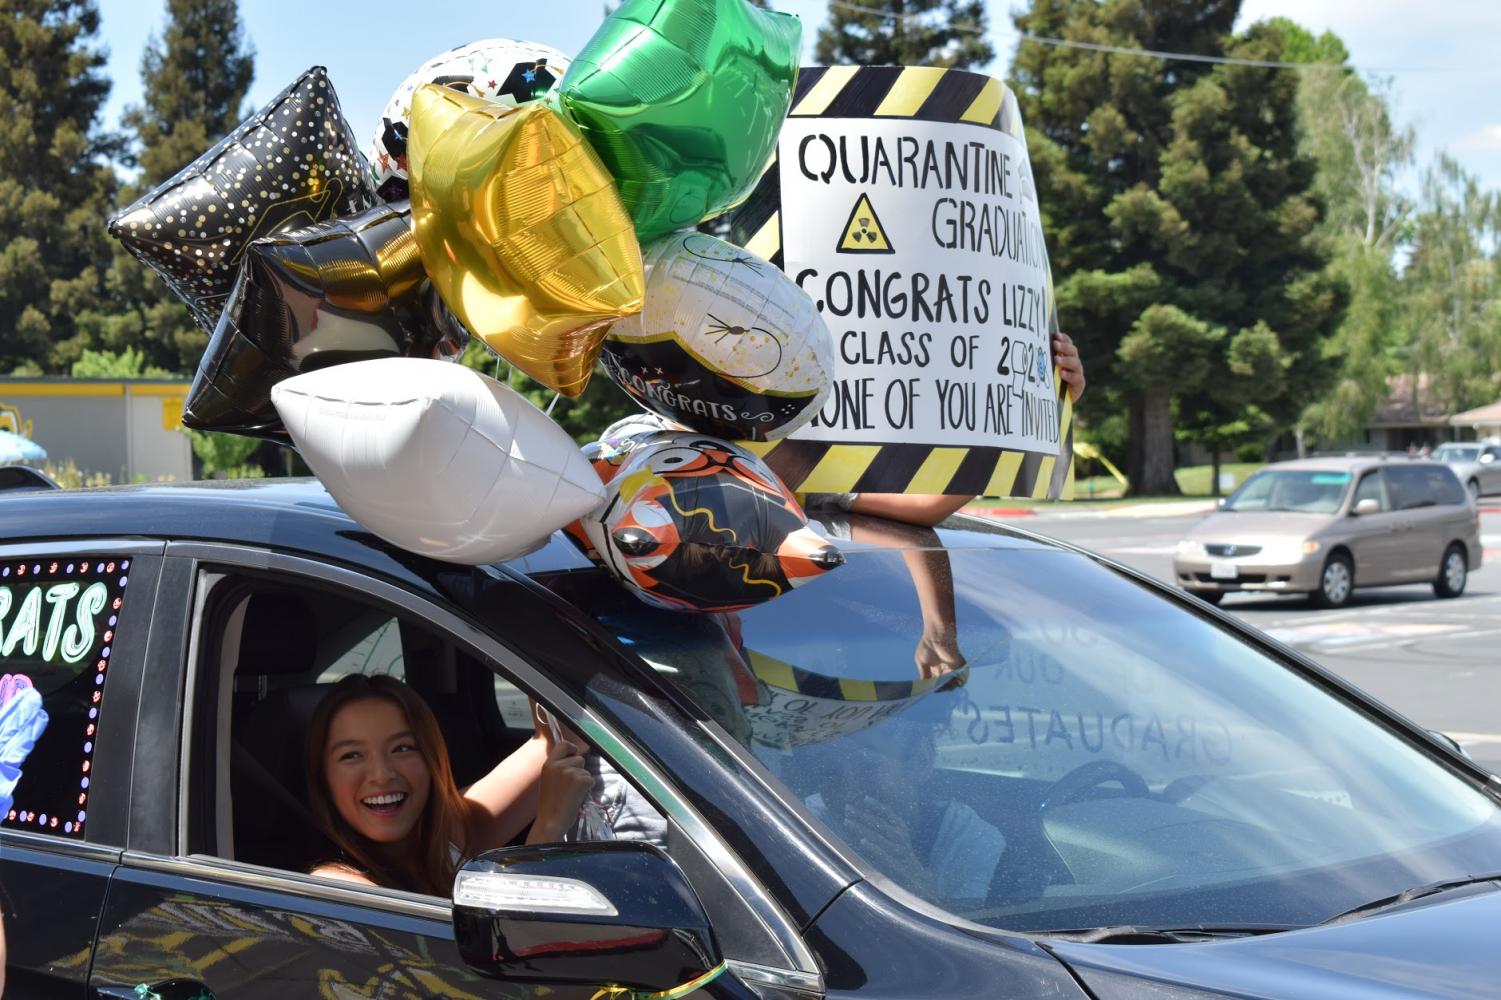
[554,0,801,242]
[184,201,468,440]
[407,85,644,397]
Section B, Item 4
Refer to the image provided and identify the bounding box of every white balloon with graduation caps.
[600,232,835,443]
[368,38,571,201]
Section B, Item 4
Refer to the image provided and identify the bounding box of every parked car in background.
[5,481,1501,999]
[1173,456,1480,607]
[1432,441,1501,499]
[0,466,58,493]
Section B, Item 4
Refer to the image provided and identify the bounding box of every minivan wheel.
[1467,479,1481,502]
[1434,544,1468,599]
[1313,552,1354,608]
[1187,589,1224,606]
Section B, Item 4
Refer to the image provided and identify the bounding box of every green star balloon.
[555,0,801,242]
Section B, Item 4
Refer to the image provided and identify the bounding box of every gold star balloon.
[407,85,645,397]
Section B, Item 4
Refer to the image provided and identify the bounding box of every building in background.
[0,378,192,483]
[1450,399,1501,441]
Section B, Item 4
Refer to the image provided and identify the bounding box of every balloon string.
[546,393,561,416]
[588,961,729,1000]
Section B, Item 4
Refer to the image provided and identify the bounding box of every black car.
[4,480,1501,1000]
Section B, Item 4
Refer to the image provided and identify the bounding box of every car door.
[0,542,163,999]
[1341,470,1406,584]
[1483,445,1501,495]
[1382,465,1448,580]
[88,544,820,1000]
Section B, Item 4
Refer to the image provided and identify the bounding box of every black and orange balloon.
[109,66,375,333]
[581,431,843,612]
[183,201,467,440]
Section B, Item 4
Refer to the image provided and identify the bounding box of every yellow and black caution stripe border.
[747,647,968,702]
[730,66,1072,500]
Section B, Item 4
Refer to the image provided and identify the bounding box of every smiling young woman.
[303,674,592,896]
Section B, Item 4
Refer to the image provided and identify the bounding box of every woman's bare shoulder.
[309,861,378,887]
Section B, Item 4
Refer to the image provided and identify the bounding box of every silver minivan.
[1173,456,1482,607]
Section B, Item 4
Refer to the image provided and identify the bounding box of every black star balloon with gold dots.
[108,66,376,333]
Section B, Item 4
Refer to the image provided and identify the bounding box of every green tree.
[84,0,255,374]
[1010,2,1341,493]
[816,0,993,69]
[1402,155,1501,414]
[0,0,120,374]
[70,346,172,378]
[1272,20,1413,444]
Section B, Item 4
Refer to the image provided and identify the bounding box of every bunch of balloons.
[108,0,841,606]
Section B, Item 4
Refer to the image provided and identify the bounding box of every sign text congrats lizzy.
[778,112,1060,451]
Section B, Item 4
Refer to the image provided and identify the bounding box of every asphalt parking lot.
[1013,502,1501,772]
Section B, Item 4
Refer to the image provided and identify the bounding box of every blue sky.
[93,0,1501,193]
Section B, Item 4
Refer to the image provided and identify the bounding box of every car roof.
[1255,455,1447,474]
[0,478,1051,578]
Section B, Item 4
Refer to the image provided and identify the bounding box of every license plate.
[1210,561,1239,580]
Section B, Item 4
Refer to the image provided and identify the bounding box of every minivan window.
[1387,464,1465,509]
[1434,445,1480,463]
[588,525,1501,933]
[1222,470,1352,514]
[0,556,132,839]
[1352,470,1387,510]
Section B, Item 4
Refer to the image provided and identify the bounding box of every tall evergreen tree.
[0,0,120,374]
[1273,20,1413,445]
[86,0,255,374]
[1010,2,1342,494]
[816,0,993,68]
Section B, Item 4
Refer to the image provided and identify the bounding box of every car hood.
[1186,510,1330,541]
[1050,885,1501,999]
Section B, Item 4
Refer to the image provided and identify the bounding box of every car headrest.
[239,592,318,677]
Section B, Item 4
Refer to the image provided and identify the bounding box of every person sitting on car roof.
[302,674,593,895]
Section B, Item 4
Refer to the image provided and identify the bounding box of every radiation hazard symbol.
[836,193,894,254]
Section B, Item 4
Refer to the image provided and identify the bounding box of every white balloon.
[601,232,834,442]
[369,38,571,198]
[272,358,604,564]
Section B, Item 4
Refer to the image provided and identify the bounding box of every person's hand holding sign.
[1052,331,1086,403]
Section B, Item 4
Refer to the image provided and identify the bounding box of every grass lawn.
[974,461,1263,508]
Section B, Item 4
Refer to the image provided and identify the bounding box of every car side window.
[0,555,132,839]
[1387,464,1463,509]
[1353,470,1387,511]
[190,575,665,895]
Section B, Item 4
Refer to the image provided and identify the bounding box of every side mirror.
[453,842,730,996]
[1481,453,1496,465]
[1351,498,1380,516]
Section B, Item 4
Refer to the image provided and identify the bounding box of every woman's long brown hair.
[303,675,469,896]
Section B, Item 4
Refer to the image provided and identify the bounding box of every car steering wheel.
[1038,760,1151,813]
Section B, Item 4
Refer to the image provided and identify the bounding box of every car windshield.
[1435,446,1480,463]
[583,515,1501,934]
[1221,469,1352,513]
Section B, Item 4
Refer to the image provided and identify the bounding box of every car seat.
[229,591,337,872]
